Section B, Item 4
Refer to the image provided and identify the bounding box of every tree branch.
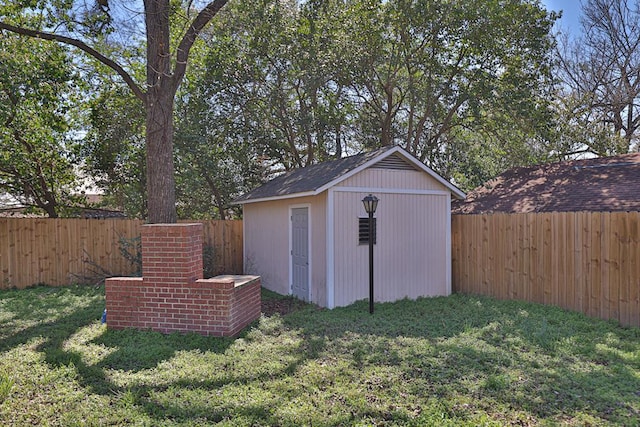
[0,21,146,102]
[173,0,228,89]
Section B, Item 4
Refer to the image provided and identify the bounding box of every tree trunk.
[0,0,229,224]
[145,0,177,223]
[202,170,227,220]
[146,88,177,223]
[43,202,58,218]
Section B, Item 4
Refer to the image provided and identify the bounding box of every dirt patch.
[261,297,309,317]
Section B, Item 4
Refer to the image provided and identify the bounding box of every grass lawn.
[0,286,639,426]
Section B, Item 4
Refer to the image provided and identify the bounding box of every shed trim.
[235,191,316,205]
[326,188,335,309]
[242,213,247,276]
[333,187,452,196]
[445,192,452,294]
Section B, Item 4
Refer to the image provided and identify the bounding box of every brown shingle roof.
[453,153,640,214]
[233,147,395,203]
[234,146,465,204]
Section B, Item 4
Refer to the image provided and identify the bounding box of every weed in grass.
[115,388,138,410]
[0,371,14,403]
[483,373,511,392]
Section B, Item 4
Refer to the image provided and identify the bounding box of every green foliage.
[1,285,640,425]
[190,0,559,192]
[346,0,558,175]
[0,31,84,216]
[548,92,630,159]
[1,1,234,223]
[189,0,364,170]
[0,0,563,216]
[82,84,147,218]
[554,0,640,156]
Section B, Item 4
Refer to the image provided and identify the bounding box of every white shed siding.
[243,195,327,306]
[332,191,370,306]
[336,168,448,192]
[332,191,450,307]
[243,201,290,295]
[241,149,458,309]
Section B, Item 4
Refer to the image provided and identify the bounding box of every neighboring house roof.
[233,146,466,204]
[0,192,125,218]
[79,208,126,219]
[0,206,126,219]
[453,153,640,214]
[0,207,44,218]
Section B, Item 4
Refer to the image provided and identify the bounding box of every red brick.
[106,226,260,336]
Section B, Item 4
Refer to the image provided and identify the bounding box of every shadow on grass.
[281,295,640,424]
[113,293,640,424]
[0,286,322,424]
[0,286,251,400]
[0,286,104,353]
[2,286,640,424]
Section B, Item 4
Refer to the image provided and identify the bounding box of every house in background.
[233,146,465,308]
[453,153,640,214]
[0,192,125,218]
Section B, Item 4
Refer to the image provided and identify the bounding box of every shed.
[233,146,466,308]
[453,153,640,214]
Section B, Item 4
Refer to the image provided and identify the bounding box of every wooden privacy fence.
[452,212,640,327]
[0,218,243,289]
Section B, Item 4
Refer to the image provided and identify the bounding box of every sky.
[540,0,583,36]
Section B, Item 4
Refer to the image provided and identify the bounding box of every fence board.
[452,212,640,328]
[631,214,640,326]
[619,213,630,326]
[0,219,243,289]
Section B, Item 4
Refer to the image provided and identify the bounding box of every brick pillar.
[106,223,261,336]
[142,223,203,285]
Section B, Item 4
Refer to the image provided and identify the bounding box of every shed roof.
[453,153,640,214]
[234,146,465,204]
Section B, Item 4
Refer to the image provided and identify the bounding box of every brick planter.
[105,223,261,337]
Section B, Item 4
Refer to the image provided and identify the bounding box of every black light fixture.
[362,194,379,216]
[362,194,378,314]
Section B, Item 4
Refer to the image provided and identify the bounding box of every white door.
[291,207,310,301]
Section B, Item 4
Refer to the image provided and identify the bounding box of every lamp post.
[362,194,378,314]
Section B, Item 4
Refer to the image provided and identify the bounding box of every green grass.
[1,285,640,426]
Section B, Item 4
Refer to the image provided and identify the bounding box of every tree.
[190,0,557,190]
[0,0,228,223]
[81,84,147,218]
[197,0,357,170]
[170,5,266,219]
[345,0,557,166]
[0,32,83,217]
[556,0,640,155]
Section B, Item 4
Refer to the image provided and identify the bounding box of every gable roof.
[453,153,640,214]
[233,146,465,204]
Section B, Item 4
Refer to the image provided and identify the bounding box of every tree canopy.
[182,0,558,193]
[3,0,606,218]
[0,31,83,217]
[0,0,228,222]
